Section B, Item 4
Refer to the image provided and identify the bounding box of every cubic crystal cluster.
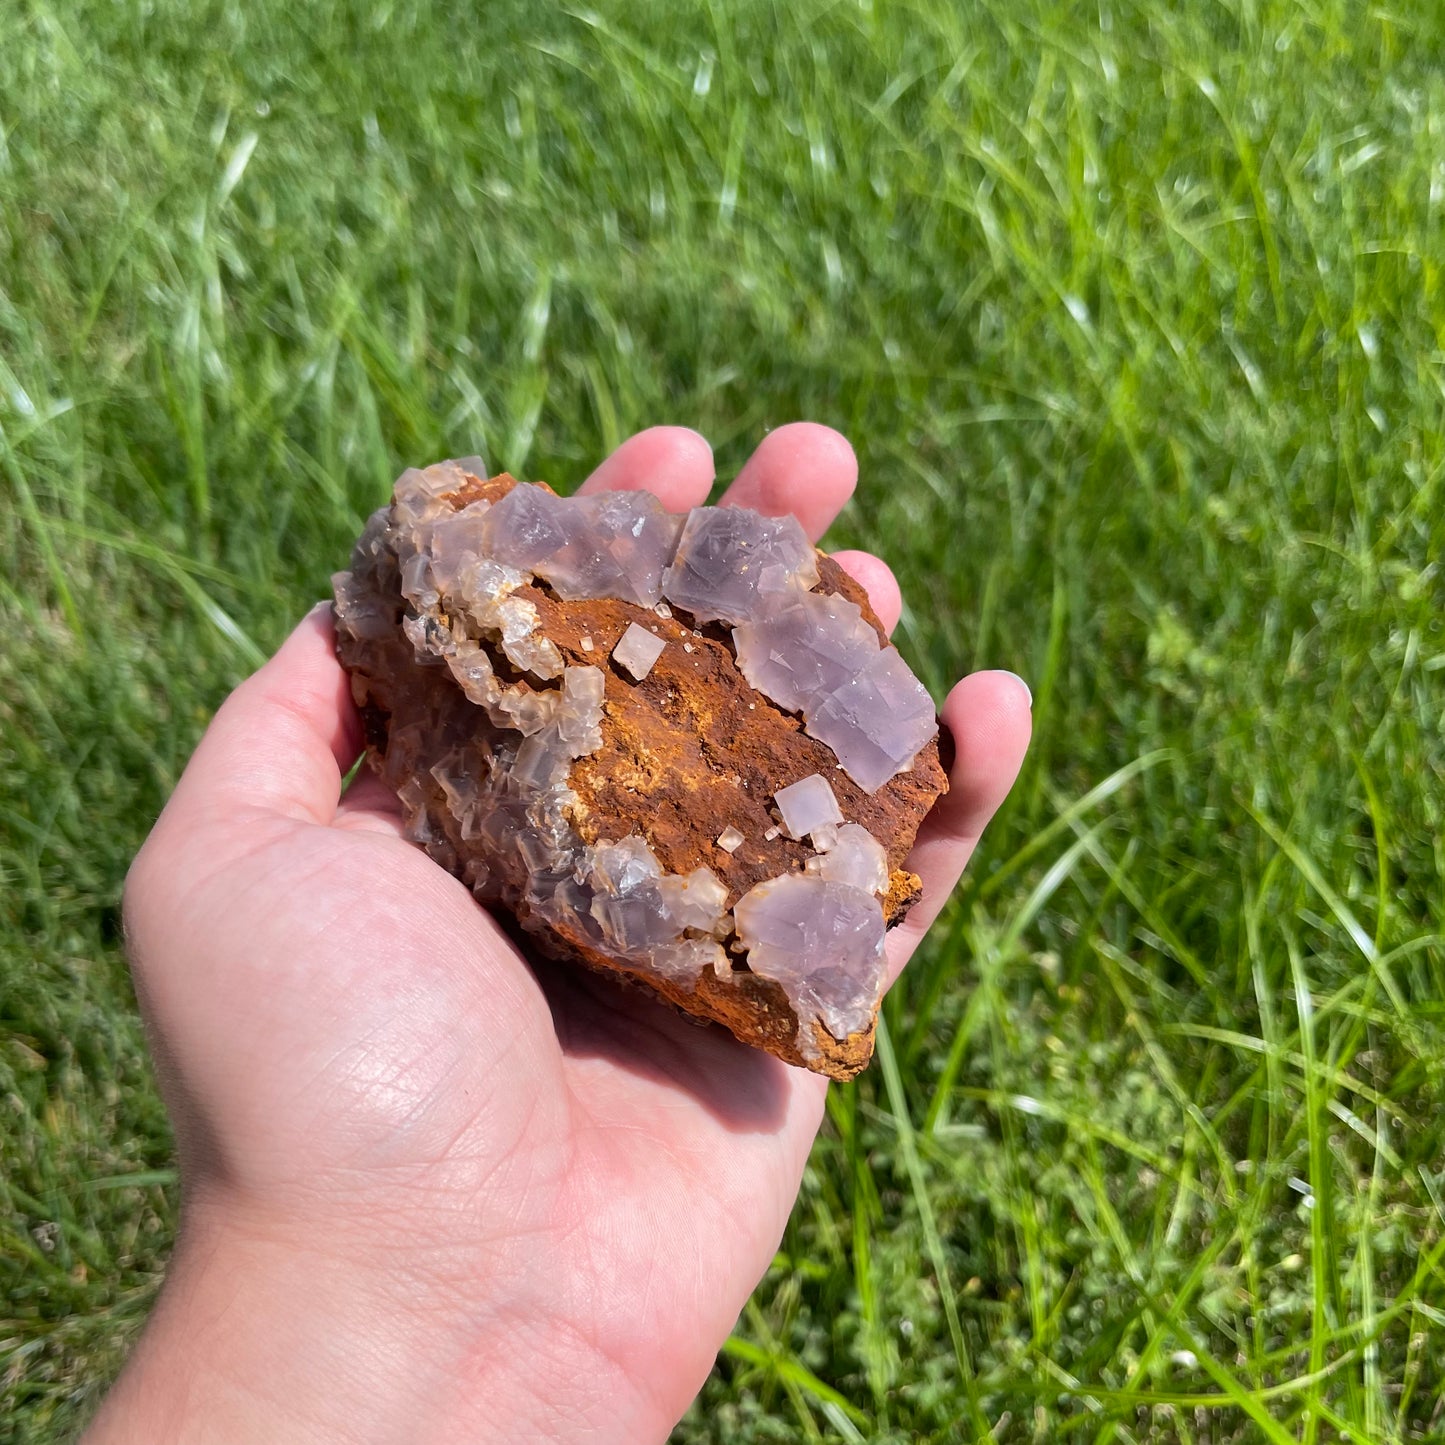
[333,460,947,1077]
[733,593,938,792]
[733,875,888,1042]
[661,506,819,623]
[483,484,683,607]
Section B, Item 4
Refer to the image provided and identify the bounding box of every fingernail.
[1000,671,1032,708]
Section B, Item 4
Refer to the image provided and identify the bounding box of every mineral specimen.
[333,461,949,1078]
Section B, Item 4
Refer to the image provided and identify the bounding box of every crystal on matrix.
[332,460,949,1079]
[805,647,940,794]
[612,622,667,681]
[655,865,729,933]
[773,773,844,841]
[732,589,877,716]
[479,483,571,573]
[805,823,889,896]
[485,483,682,608]
[733,874,888,1043]
[733,584,937,792]
[579,490,684,608]
[556,665,606,754]
[661,506,819,623]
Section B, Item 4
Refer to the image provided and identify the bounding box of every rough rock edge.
[338,467,948,1080]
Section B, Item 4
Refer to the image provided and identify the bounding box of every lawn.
[3,0,1443,1439]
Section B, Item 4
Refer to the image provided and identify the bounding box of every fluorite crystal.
[732,875,888,1041]
[733,587,935,793]
[805,823,890,896]
[804,648,940,794]
[773,773,844,841]
[661,506,819,623]
[732,589,876,715]
[611,622,667,681]
[333,462,948,1077]
[484,483,683,607]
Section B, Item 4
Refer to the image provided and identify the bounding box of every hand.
[87,424,1032,1445]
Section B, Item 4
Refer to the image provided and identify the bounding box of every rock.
[333,461,948,1079]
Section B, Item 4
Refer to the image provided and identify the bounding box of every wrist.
[83,1189,535,1445]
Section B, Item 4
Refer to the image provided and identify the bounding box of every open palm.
[107,424,1032,1445]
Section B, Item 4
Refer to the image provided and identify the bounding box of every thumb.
[165,604,364,830]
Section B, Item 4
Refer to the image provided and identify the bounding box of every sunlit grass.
[3,0,1443,1439]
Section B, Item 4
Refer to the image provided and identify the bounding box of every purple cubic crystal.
[805,823,889,895]
[655,866,729,933]
[332,560,396,642]
[556,665,605,754]
[480,483,572,571]
[588,835,663,896]
[585,837,726,956]
[573,490,685,608]
[732,874,887,1040]
[426,501,493,595]
[592,891,678,952]
[773,773,844,840]
[804,646,938,793]
[732,589,879,715]
[661,506,819,624]
[649,937,730,983]
[483,483,683,608]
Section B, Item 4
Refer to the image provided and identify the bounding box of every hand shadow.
[525,949,801,1137]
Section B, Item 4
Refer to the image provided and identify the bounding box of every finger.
[829,550,901,633]
[718,422,857,541]
[576,426,715,511]
[333,771,406,837]
[166,605,364,829]
[886,670,1032,977]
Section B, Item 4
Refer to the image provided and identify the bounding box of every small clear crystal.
[612,622,667,680]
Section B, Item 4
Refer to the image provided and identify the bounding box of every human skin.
[85,423,1032,1445]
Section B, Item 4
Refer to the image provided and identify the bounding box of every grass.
[2,0,1443,1438]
